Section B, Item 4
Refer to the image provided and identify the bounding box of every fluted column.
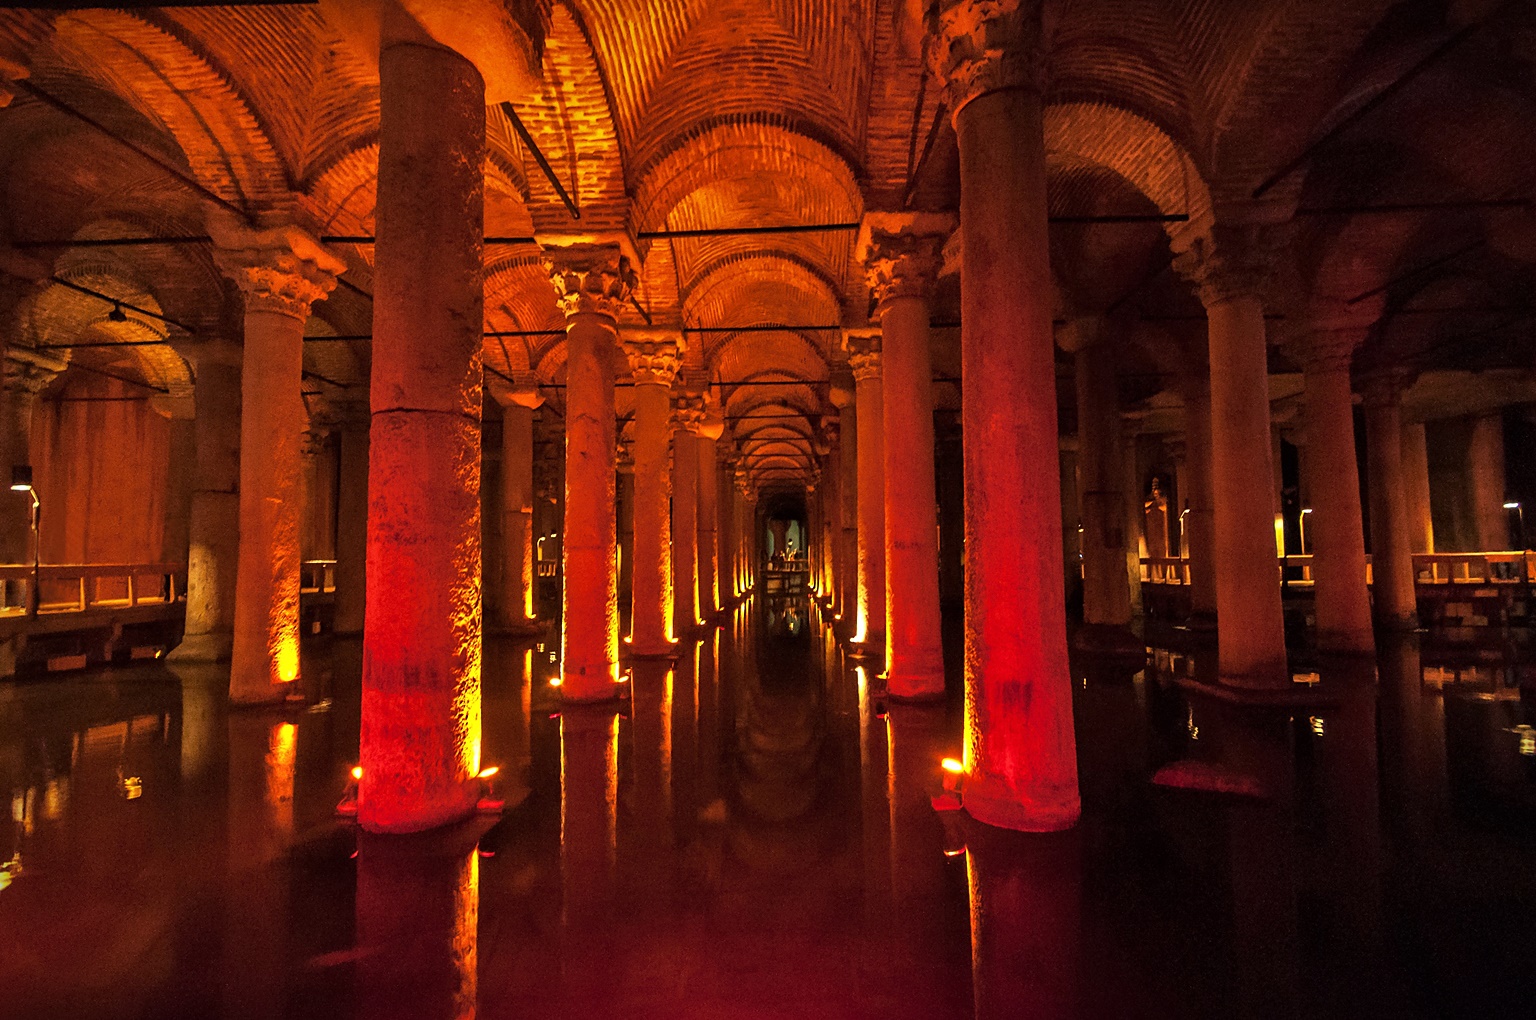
[861,213,950,696]
[1172,222,1288,688]
[1297,326,1373,655]
[696,409,723,620]
[210,217,342,705]
[172,341,241,660]
[361,38,485,832]
[931,0,1078,829]
[845,332,885,649]
[332,401,369,636]
[550,246,634,701]
[1362,373,1419,631]
[671,393,704,636]
[623,333,681,656]
[489,377,543,633]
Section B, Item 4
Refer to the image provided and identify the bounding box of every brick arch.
[49,9,288,208]
[683,254,842,362]
[1044,102,1212,226]
[709,332,829,390]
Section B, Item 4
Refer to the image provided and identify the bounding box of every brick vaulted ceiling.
[1,1,1534,488]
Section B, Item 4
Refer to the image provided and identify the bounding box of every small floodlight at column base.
[9,465,32,492]
[1505,502,1521,510]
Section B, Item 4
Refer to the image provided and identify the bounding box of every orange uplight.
[941,757,965,775]
[276,637,300,684]
[351,765,363,781]
[550,677,563,687]
[478,766,499,779]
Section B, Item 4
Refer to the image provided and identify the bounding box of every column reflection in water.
[355,832,479,1020]
[560,707,620,994]
[856,664,892,931]
[624,660,674,906]
[885,703,953,1012]
[965,825,1081,1020]
[224,717,297,1020]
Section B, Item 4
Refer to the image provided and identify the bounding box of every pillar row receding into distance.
[845,331,884,650]
[859,212,952,697]
[490,375,543,633]
[931,0,1079,830]
[1172,220,1288,689]
[210,215,343,706]
[550,245,635,701]
[361,38,486,832]
[623,332,681,656]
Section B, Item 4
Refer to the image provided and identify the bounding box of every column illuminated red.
[623,333,681,655]
[696,411,724,619]
[671,394,704,635]
[845,332,885,649]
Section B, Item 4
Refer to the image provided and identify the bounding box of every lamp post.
[10,466,38,616]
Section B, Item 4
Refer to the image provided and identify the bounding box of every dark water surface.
[3,598,1534,1018]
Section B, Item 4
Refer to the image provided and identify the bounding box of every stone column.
[210,218,341,705]
[931,0,1078,830]
[549,246,634,701]
[1179,374,1218,625]
[1062,316,1137,650]
[172,341,241,661]
[489,377,542,633]
[361,38,484,832]
[816,425,839,606]
[622,333,680,656]
[830,380,858,623]
[332,401,369,636]
[151,394,196,570]
[1172,223,1287,688]
[616,442,634,617]
[696,409,723,620]
[1402,423,1434,554]
[860,214,950,697]
[671,393,704,637]
[1468,413,1507,550]
[1297,328,1373,655]
[1362,373,1418,631]
[718,445,739,603]
[845,332,885,649]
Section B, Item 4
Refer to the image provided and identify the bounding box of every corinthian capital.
[858,212,955,310]
[843,330,882,382]
[671,392,705,433]
[1170,220,1287,309]
[544,243,636,320]
[208,214,344,320]
[927,0,1045,116]
[621,328,683,387]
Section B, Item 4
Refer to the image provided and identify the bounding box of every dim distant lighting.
[941,758,964,774]
[1505,502,1522,510]
[119,776,143,800]
[478,849,496,858]
[550,677,562,687]
[1309,715,1326,737]
[1301,507,1313,515]
[8,466,31,492]
[1512,725,1536,756]
[350,766,363,781]
[478,766,499,779]
[942,847,966,858]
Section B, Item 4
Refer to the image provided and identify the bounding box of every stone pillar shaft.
[935,0,1079,830]
[625,340,678,656]
[360,40,484,832]
[1302,350,1373,654]
[671,404,701,635]
[334,417,368,635]
[1402,423,1434,554]
[837,401,858,622]
[849,338,885,647]
[1364,386,1417,630]
[1074,338,1132,629]
[697,430,720,618]
[499,398,538,630]
[1468,414,1507,551]
[177,348,241,659]
[1182,379,1217,619]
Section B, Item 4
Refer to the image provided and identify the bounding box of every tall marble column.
[1297,326,1373,655]
[860,213,950,696]
[845,331,885,649]
[490,376,543,633]
[1172,221,1288,688]
[1362,373,1418,631]
[931,0,1079,829]
[1062,316,1136,649]
[332,400,369,636]
[671,393,704,636]
[697,409,723,620]
[172,341,241,661]
[623,333,680,656]
[549,246,634,701]
[209,218,342,705]
[361,38,485,831]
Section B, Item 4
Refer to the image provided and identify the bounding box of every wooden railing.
[300,559,336,595]
[1140,551,1536,587]
[0,563,182,617]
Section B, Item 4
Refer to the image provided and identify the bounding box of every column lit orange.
[845,332,884,649]
[671,394,704,636]
[932,0,1079,829]
[491,376,543,632]
[718,445,739,604]
[210,215,342,705]
[1172,222,1287,688]
[860,213,951,696]
[697,410,724,619]
[362,39,485,831]
[1362,372,1419,630]
[831,384,858,622]
[550,245,634,701]
[623,333,681,656]
[816,424,839,605]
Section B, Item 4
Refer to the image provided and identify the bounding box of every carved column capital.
[671,392,705,433]
[621,332,683,387]
[858,212,955,310]
[208,216,344,321]
[1171,221,1286,308]
[5,346,67,395]
[927,0,1045,117]
[544,244,636,320]
[1359,367,1416,409]
[843,330,883,382]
